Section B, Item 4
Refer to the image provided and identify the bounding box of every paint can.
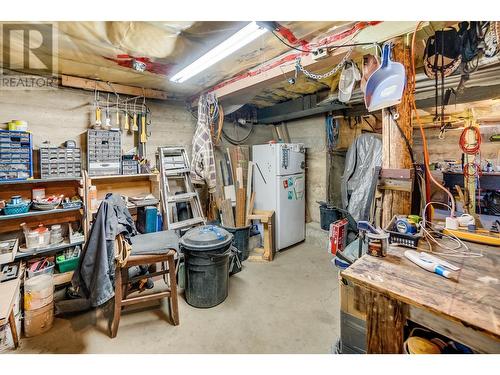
[366,231,389,257]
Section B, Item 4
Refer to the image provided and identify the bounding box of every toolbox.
[0,130,33,181]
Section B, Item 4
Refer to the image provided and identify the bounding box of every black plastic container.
[319,203,342,231]
[222,225,250,261]
[385,216,422,248]
[179,225,233,308]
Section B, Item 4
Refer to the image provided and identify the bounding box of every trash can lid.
[179,225,233,251]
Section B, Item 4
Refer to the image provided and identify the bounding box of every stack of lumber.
[217,146,254,228]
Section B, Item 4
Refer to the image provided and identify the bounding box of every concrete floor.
[15,241,340,354]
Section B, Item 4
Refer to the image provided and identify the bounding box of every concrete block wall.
[285,116,327,223]
[413,125,500,165]
[218,117,327,224]
[0,86,196,170]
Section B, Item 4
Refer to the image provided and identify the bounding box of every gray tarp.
[340,133,382,223]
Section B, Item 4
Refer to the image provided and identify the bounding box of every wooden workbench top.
[341,243,500,341]
[0,277,20,325]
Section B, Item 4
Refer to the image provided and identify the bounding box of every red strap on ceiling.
[208,21,382,94]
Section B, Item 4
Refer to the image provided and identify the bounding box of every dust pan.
[364,43,406,112]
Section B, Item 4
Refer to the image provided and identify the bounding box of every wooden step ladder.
[158,146,206,231]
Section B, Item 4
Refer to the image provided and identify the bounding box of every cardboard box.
[329,218,348,255]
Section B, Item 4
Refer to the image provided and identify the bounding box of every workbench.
[340,243,500,353]
[442,171,500,191]
[0,276,20,350]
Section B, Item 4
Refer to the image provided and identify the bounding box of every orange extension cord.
[410,22,456,217]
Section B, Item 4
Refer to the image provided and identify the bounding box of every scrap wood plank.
[246,192,255,226]
[219,199,235,228]
[235,187,246,227]
[245,162,254,225]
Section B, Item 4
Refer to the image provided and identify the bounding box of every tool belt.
[115,233,132,268]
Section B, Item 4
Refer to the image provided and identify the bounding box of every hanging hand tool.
[105,93,111,128]
[94,89,102,127]
[124,101,130,132]
[140,95,148,144]
[132,112,138,131]
[132,98,139,131]
[140,111,147,143]
[115,94,120,129]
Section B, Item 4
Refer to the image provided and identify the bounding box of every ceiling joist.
[61,75,169,100]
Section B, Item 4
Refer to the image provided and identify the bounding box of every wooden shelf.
[0,177,82,185]
[88,173,157,181]
[53,270,74,286]
[91,199,159,214]
[0,207,81,221]
[83,172,161,238]
[15,239,84,260]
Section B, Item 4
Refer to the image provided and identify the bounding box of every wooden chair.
[110,231,180,338]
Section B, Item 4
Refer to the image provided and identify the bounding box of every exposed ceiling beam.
[211,22,422,108]
[61,75,169,100]
[256,83,500,124]
[257,93,346,123]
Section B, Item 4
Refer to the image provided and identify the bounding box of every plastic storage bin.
[385,216,422,248]
[25,229,50,249]
[0,130,33,181]
[24,274,54,310]
[24,302,54,337]
[26,262,54,279]
[40,147,82,178]
[56,253,80,273]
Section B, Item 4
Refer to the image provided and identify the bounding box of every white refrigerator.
[252,143,306,250]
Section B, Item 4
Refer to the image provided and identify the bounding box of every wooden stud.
[381,41,413,227]
[61,75,168,100]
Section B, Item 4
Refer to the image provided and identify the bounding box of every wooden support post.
[366,291,408,353]
[381,42,413,227]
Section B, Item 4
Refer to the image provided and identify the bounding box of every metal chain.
[295,46,355,80]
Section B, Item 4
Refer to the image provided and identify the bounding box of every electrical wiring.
[362,117,376,133]
[325,114,339,152]
[271,28,378,53]
[418,201,483,258]
[222,121,254,145]
[388,108,415,166]
[411,22,456,218]
[271,31,310,52]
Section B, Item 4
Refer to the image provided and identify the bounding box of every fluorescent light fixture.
[170,22,267,83]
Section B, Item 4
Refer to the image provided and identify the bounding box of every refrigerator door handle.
[254,162,267,184]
